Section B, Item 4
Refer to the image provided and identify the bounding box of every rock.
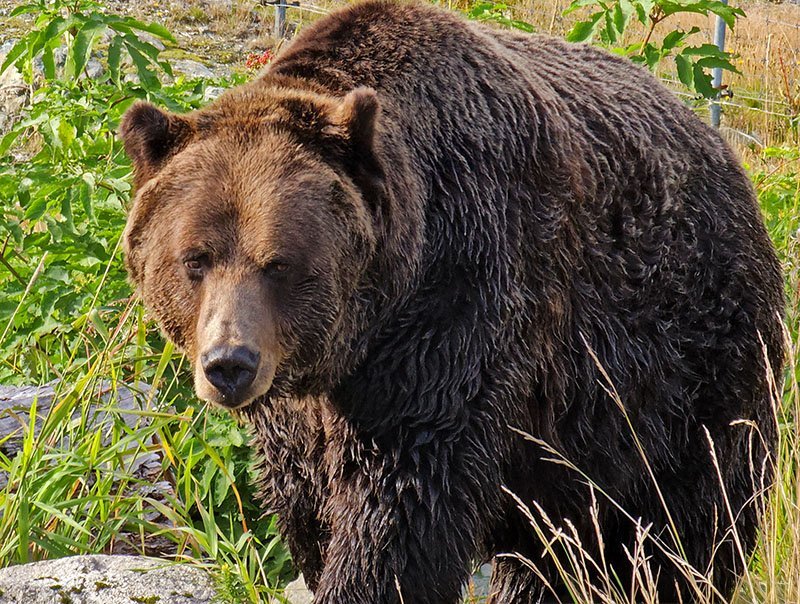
[171,59,216,79]
[203,86,226,102]
[53,45,68,68]
[0,381,154,455]
[0,555,217,603]
[138,32,166,52]
[85,58,104,80]
[0,381,158,489]
[284,575,313,604]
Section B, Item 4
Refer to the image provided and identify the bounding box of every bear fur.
[119,2,785,602]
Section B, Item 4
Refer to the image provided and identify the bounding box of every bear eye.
[262,260,290,278]
[184,254,210,279]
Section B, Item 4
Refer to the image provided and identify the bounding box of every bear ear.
[323,88,385,205]
[326,87,380,155]
[119,101,195,189]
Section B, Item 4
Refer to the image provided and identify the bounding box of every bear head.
[119,85,384,409]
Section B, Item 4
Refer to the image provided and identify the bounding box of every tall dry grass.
[495,321,799,603]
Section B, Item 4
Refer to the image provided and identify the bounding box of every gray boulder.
[0,381,154,455]
[172,59,216,80]
[0,555,217,603]
[0,381,160,489]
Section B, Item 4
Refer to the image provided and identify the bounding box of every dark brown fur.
[120,2,785,602]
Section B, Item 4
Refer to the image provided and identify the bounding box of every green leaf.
[0,130,22,157]
[67,20,107,81]
[42,15,78,46]
[566,12,604,43]
[57,120,76,151]
[634,0,655,23]
[468,1,495,17]
[681,43,727,58]
[23,195,48,221]
[124,42,160,90]
[695,55,738,71]
[122,32,172,78]
[509,19,534,33]
[563,0,603,16]
[41,43,56,80]
[79,180,95,221]
[603,11,618,44]
[9,3,40,17]
[614,0,634,33]
[707,1,745,29]
[661,27,700,52]
[0,38,29,76]
[675,53,693,89]
[680,45,741,74]
[26,29,52,73]
[112,16,176,44]
[108,36,122,86]
[61,189,76,234]
[46,116,63,150]
[228,427,244,448]
[642,42,660,69]
[89,308,109,341]
[659,0,743,29]
[214,460,233,502]
[692,63,715,97]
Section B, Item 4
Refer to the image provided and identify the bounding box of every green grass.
[0,296,291,601]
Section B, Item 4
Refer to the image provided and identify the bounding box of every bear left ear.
[119,101,196,190]
[323,88,385,206]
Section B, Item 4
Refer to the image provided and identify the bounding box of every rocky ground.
[0,555,218,603]
[0,0,333,74]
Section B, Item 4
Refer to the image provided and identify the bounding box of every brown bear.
[119,2,785,602]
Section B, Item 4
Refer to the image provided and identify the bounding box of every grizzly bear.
[119,1,785,602]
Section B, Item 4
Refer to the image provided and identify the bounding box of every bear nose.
[201,345,260,404]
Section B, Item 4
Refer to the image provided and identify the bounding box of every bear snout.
[201,345,261,407]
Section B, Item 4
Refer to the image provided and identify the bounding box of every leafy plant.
[0,0,246,383]
[753,147,800,272]
[1,0,174,87]
[564,0,744,97]
[467,2,534,32]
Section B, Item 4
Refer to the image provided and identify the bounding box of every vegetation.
[0,0,797,602]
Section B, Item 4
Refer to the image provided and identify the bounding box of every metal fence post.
[710,0,729,128]
[274,1,286,39]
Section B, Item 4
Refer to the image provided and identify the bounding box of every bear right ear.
[119,102,195,189]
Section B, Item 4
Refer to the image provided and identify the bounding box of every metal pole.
[275,2,286,40]
[710,0,728,128]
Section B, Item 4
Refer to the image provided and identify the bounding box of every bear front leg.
[243,399,330,589]
[313,425,494,604]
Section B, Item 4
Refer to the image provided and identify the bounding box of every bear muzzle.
[191,273,280,409]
